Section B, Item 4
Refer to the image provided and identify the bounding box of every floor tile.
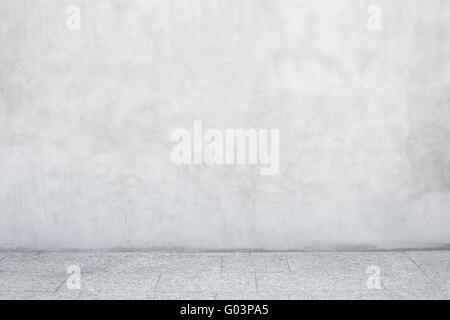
[0,272,67,293]
[222,256,289,273]
[217,292,291,300]
[405,251,450,290]
[311,289,394,300]
[0,289,81,300]
[156,272,256,293]
[0,251,449,299]
[107,253,221,273]
[76,272,159,300]
[151,292,216,300]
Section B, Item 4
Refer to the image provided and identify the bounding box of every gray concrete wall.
[1,0,449,250]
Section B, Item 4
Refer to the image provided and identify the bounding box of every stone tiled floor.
[0,251,449,300]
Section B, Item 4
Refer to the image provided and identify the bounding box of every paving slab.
[0,289,81,300]
[405,251,450,290]
[256,269,368,293]
[221,256,289,273]
[75,272,159,300]
[0,251,449,299]
[156,272,256,294]
[107,253,222,274]
[151,292,216,300]
[388,287,448,300]
[311,289,395,300]
[0,272,68,293]
[217,292,292,300]
[287,252,416,274]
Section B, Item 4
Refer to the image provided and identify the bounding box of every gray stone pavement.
[0,251,449,300]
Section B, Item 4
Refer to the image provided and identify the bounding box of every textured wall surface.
[1,0,449,250]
